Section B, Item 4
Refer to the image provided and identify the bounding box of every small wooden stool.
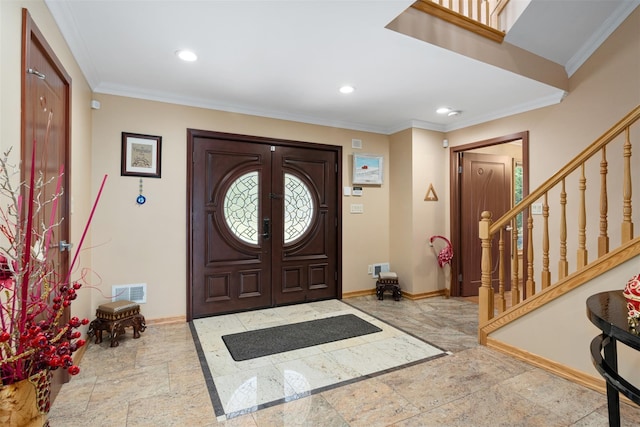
[89,300,146,347]
[376,272,401,301]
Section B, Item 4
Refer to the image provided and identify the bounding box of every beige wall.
[90,95,391,319]
[446,7,640,382]
[388,128,451,297]
[1,1,94,327]
[411,128,449,295]
[492,256,640,385]
[388,128,451,296]
[389,129,413,291]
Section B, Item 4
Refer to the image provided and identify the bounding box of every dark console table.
[586,291,640,426]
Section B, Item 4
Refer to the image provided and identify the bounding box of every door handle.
[262,218,270,240]
[59,240,73,251]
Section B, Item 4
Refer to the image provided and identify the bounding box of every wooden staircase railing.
[478,105,640,337]
[411,0,507,42]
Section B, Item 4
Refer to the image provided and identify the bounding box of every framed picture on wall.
[353,154,383,185]
[121,132,162,178]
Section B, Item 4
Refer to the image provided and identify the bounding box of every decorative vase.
[0,370,51,427]
[623,274,640,330]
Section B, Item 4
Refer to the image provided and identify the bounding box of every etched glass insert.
[224,172,258,244]
[284,173,314,243]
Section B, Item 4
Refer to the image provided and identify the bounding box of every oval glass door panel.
[284,173,314,243]
[223,171,259,244]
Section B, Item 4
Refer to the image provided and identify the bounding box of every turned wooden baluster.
[622,127,633,243]
[578,164,588,268]
[485,0,490,25]
[559,179,568,279]
[497,228,506,313]
[511,217,520,307]
[479,211,494,325]
[525,208,535,298]
[542,193,551,289]
[599,146,609,257]
[486,0,491,26]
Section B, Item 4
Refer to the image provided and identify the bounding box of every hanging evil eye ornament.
[136,178,146,205]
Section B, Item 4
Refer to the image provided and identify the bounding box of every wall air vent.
[112,283,147,304]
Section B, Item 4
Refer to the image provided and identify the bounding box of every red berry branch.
[0,129,107,385]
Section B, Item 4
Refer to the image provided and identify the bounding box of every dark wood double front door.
[188,130,341,318]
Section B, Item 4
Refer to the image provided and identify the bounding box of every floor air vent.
[112,283,147,304]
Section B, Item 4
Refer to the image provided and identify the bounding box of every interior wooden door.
[460,152,512,296]
[22,9,71,401]
[188,131,341,318]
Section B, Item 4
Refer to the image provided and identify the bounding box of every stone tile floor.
[49,295,640,426]
[191,299,445,418]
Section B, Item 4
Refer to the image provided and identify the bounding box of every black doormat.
[222,314,382,361]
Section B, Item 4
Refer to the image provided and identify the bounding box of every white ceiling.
[504,0,639,76]
[44,0,639,134]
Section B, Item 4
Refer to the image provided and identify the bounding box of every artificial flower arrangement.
[623,274,640,330]
[0,141,106,400]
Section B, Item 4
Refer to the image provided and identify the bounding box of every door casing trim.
[449,131,529,297]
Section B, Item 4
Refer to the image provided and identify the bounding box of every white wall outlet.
[350,203,364,214]
[372,263,390,278]
[368,265,373,274]
[531,202,543,215]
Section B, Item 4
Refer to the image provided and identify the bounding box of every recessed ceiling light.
[176,50,198,62]
[448,110,461,117]
[436,107,452,114]
[339,85,355,94]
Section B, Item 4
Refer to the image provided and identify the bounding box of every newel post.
[479,211,494,329]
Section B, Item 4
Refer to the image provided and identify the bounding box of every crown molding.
[45,0,100,88]
[565,0,640,77]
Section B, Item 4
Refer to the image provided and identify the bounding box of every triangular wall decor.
[424,183,438,201]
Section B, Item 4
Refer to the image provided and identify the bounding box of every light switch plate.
[350,203,364,214]
[531,202,543,215]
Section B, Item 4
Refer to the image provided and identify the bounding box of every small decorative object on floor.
[376,272,401,301]
[623,274,640,330]
[88,300,146,347]
[429,235,453,298]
